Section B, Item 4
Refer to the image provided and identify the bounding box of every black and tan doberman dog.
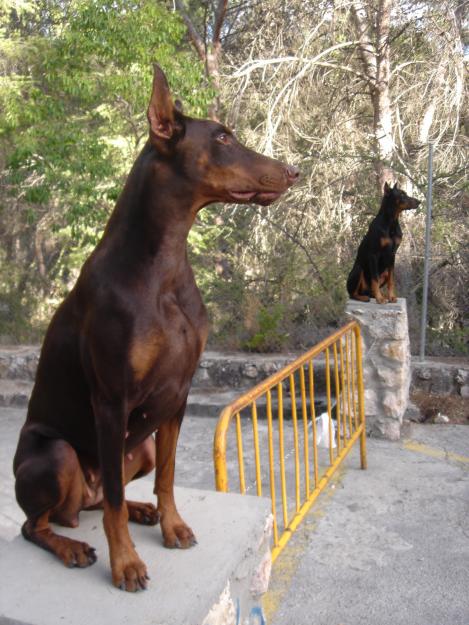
[13,65,299,591]
[347,182,420,304]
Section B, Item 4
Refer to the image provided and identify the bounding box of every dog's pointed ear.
[384,182,391,195]
[147,64,178,141]
[393,182,399,189]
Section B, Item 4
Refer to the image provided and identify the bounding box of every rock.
[455,369,469,386]
[242,363,258,379]
[364,388,379,415]
[376,365,408,388]
[369,418,401,441]
[380,341,406,362]
[404,401,423,423]
[417,368,432,381]
[433,413,450,424]
[460,385,469,399]
[382,391,406,419]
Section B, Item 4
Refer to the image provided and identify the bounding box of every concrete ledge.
[0,483,272,625]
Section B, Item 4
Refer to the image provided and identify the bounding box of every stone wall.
[412,359,469,398]
[345,298,411,440]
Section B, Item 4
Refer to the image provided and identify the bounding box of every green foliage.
[243,304,287,352]
[0,0,213,339]
[428,327,469,357]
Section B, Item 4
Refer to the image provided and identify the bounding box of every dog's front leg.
[93,396,149,591]
[386,263,398,302]
[369,255,387,304]
[154,411,197,549]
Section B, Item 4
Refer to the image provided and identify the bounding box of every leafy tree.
[0,0,212,339]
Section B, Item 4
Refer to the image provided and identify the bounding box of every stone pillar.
[345,298,411,440]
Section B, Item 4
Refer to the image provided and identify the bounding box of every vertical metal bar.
[354,325,368,470]
[339,338,348,445]
[289,374,301,513]
[251,401,262,497]
[325,347,334,464]
[308,359,319,489]
[333,342,342,453]
[350,330,358,430]
[419,141,434,362]
[299,366,310,498]
[235,412,246,493]
[266,390,279,547]
[345,332,353,435]
[278,382,289,528]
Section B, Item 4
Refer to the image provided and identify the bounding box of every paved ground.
[266,424,469,625]
[1,408,469,625]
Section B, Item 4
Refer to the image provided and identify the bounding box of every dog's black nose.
[286,165,300,183]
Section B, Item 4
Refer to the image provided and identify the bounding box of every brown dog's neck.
[96,144,202,277]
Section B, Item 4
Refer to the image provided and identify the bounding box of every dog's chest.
[128,289,208,412]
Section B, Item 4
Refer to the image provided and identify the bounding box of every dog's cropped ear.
[393,182,399,190]
[147,64,182,141]
[384,182,392,195]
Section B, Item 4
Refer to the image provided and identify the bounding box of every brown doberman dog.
[346,182,420,304]
[13,65,299,592]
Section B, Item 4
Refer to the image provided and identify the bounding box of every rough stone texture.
[0,346,39,381]
[0,379,32,407]
[0,345,467,413]
[412,359,469,397]
[345,298,411,440]
[404,400,423,423]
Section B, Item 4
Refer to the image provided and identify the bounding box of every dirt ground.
[411,391,469,424]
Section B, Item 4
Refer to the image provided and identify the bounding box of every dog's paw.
[127,501,160,526]
[112,552,149,592]
[59,539,97,568]
[160,513,197,549]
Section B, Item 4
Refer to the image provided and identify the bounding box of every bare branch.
[213,0,228,44]
[174,0,206,61]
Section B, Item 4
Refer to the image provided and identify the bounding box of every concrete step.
[187,386,332,419]
[0,483,272,625]
[0,380,333,420]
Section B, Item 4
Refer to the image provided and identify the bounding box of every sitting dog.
[13,64,299,591]
[347,182,420,304]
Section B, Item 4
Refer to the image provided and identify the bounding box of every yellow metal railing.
[213,320,367,562]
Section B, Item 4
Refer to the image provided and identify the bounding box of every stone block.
[346,299,409,340]
[377,365,407,389]
[428,370,453,396]
[380,341,407,363]
[455,369,469,386]
[382,391,407,419]
[346,298,411,440]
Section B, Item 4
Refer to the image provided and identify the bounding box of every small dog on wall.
[347,182,420,304]
[12,65,299,592]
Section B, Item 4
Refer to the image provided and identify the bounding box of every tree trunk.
[351,0,394,191]
[175,0,228,120]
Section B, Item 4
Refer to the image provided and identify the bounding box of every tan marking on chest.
[130,332,162,382]
[380,236,392,248]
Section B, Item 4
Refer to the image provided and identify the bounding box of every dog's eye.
[217,133,230,145]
